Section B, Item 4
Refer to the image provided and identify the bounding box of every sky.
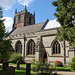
[0,0,57,32]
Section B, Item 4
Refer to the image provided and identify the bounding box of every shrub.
[70,62,75,70]
[9,53,23,63]
[33,58,49,72]
[64,64,68,68]
[35,59,43,71]
[72,56,75,62]
[54,61,63,67]
[70,56,75,70]
[31,58,35,64]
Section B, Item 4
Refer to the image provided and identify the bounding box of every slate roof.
[43,19,61,30]
[10,22,45,35]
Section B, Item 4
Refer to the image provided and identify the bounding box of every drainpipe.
[63,40,66,66]
[23,34,25,60]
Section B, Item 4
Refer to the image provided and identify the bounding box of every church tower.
[13,6,35,29]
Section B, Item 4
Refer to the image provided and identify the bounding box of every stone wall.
[9,28,74,64]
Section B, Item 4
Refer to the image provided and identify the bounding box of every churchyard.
[0,57,75,75]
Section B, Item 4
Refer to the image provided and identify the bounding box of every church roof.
[43,19,61,30]
[10,22,45,35]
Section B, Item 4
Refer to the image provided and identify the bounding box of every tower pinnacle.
[15,9,17,14]
[33,11,35,16]
[25,5,27,12]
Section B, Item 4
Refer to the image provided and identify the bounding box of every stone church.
[8,6,74,65]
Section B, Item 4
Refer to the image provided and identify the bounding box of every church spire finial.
[33,11,35,16]
[25,5,27,11]
[15,9,17,14]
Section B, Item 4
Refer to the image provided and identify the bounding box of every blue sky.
[0,0,57,32]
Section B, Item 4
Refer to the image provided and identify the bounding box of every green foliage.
[71,56,75,70]
[32,58,49,72]
[72,56,75,62]
[70,62,75,70]
[31,58,35,64]
[54,61,63,67]
[52,0,75,28]
[64,64,68,68]
[0,7,12,61]
[35,59,43,71]
[56,67,71,71]
[9,53,23,63]
[52,0,75,48]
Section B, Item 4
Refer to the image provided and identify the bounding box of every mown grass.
[9,63,26,67]
[49,66,71,71]
[9,63,36,68]
[0,64,63,75]
[56,67,71,71]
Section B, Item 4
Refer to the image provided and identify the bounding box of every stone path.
[57,71,75,75]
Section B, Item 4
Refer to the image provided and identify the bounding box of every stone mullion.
[57,43,58,54]
[33,42,34,54]
[55,44,56,54]
[29,43,31,54]
[34,43,35,54]
[31,42,33,55]
[56,42,58,54]
[30,43,31,54]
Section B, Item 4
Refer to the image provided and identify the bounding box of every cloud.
[0,0,15,9]
[2,17,13,32]
[17,0,34,6]
[0,0,34,10]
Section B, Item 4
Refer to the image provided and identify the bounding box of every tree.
[0,7,11,62]
[52,0,75,64]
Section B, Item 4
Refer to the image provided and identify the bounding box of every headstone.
[2,61,9,70]
[16,60,20,70]
[6,66,15,75]
[26,63,31,75]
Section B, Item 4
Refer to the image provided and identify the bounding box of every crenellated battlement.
[12,5,35,30]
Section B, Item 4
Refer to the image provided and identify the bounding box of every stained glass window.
[27,40,35,55]
[15,41,22,53]
[52,41,60,54]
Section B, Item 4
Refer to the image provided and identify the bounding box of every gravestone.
[2,61,9,70]
[6,66,15,75]
[26,63,31,75]
[0,66,15,75]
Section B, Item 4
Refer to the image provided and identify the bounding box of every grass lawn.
[15,68,63,75]
[56,67,71,71]
[0,64,63,75]
[9,63,36,68]
[9,63,26,67]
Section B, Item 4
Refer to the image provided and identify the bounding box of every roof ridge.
[16,22,45,29]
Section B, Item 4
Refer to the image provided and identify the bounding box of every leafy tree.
[0,7,11,62]
[52,0,75,64]
[52,1,75,48]
[52,0,75,40]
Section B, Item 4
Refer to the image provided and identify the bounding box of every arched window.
[52,41,60,54]
[15,41,22,53]
[29,17,31,24]
[27,40,35,55]
[18,15,21,22]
